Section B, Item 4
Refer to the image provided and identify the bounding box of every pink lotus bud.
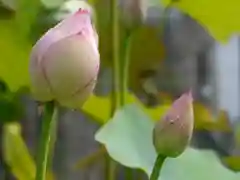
[29,8,100,109]
[153,91,194,157]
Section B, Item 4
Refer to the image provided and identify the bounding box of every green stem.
[108,0,120,177]
[73,146,106,170]
[111,0,121,111]
[125,167,134,180]
[47,105,58,169]
[122,33,132,104]
[108,159,117,180]
[35,101,58,180]
[150,154,167,180]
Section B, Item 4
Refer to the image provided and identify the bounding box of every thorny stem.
[150,154,167,180]
[35,101,59,180]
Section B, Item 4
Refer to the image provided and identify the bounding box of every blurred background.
[0,0,240,179]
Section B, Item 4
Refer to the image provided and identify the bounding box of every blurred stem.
[107,158,117,180]
[125,167,134,180]
[111,0,121,112]
[150,154,166,180]
[109,0,121,176]
[35,101,58,180]
[73,146,106,170]
[122,33,132,104]
[16,0,43,38]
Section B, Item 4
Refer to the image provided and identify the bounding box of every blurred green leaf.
[73,146,106,170]
[0,79,9,93]
[193,103,232,131]
[161,0,240,42]
[223,157,240,172]
[82,93,170,124]
[3,122,55,180]
[0,92,23,124]
[128,26,165,93]
[0,18,30,90]
[87,0,97,6]
[235,123,240,147]
[15,0,43,37]
[95,104,240,180]
[41,0,65,8]
[3,122,37,180]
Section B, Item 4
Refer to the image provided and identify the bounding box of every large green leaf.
[161,0,240,42]
[0,18,31,90]
[95,105,240,180]
[0,0,43,91]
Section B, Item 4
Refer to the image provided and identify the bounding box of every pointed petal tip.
[183,89,193,101]
[172,90,193,107]
[76,8,90,15]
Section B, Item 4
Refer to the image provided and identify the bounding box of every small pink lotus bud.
[153,91,194,157]
[29,8,100,109]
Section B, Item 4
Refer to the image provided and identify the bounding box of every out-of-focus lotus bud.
[153,91,194,157]
[1,0,16,11]
[29,7,100,109]
[119,0,148,29]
